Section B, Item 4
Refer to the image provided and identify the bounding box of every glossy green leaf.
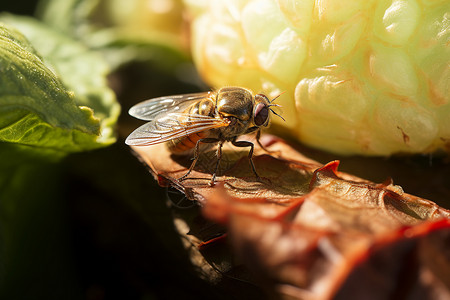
[0,14,120,149]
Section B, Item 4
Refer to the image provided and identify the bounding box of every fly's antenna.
[268,91,286,121]
[269,108,285,122]
[269,91,286,103]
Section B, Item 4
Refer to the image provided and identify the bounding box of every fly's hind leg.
[178,138,219,182]
[231,139,261,181]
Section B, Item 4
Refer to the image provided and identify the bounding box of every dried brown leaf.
[130,135,450,299]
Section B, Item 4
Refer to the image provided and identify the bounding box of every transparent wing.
[125,113,229,146]
[129,92,212,121]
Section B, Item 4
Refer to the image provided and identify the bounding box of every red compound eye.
[254,103,269,126]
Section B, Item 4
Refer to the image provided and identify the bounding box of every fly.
[126,86,284,185]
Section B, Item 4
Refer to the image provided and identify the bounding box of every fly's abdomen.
[168,131,210,153]
[167,98,216,154]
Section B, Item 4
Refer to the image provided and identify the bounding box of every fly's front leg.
[231,139,261,181]
[178,138,219,182]
[255,130,280,156]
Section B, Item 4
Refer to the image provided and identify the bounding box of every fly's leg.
[255,130,280,156]
[209,141,224,186]
[231,139,261,181]
[178,138,219,182]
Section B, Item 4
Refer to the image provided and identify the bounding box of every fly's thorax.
[216,118,249,140]
[213,87,254,138]
[216,87,254,122]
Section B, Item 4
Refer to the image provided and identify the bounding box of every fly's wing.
[125,113,229,146]
[129,92,212,121]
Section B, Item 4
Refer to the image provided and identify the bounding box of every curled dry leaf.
[130,134,450,300]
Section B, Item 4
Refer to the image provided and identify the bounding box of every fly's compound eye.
[254,103,269,126]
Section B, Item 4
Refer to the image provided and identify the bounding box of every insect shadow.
[170,144,257,182]
[165,186,198,209]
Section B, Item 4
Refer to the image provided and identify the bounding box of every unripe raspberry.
[185,0,449,155]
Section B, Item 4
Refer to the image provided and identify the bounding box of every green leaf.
[0,14,120,149]
[0,15,120,298]
[0,23,96,152]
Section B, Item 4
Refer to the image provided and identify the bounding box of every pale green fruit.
[184,0,449,155]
